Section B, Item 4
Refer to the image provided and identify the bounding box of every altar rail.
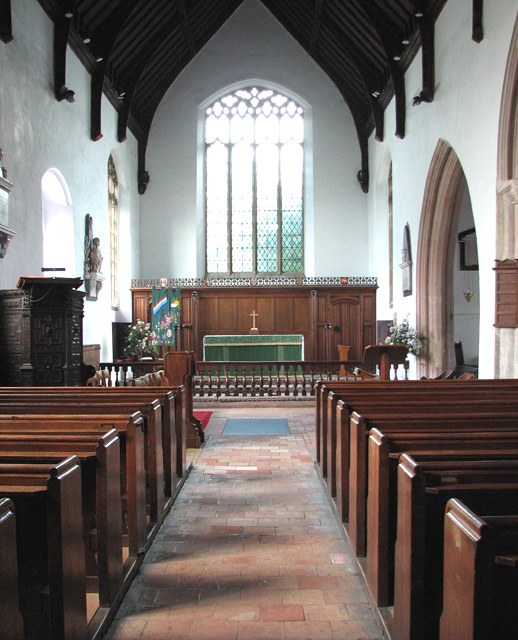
[99,359,410,396]
[99,359,384,396]
[193,360,363,398]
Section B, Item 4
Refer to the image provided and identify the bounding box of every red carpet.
[193,411,213,430]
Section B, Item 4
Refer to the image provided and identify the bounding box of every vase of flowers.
[125,320,159,360]
[385,316,423,356]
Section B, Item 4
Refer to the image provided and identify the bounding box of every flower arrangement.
[125,320,159,359]
[385,316,423,356]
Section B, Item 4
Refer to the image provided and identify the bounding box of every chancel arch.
[416,141,470,378]
[41,169,75,275]
[496,12,518,377]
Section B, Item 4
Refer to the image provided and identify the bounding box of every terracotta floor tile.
[282,589,326,605]
[210,604,260,621]
[190,620,239,640]
[237,620,286,640]
[141,619,193,639]
[323,588,368,605]
[259,604,305,621]
[279,564,318,577]
[303,603,350,621]
[104,406,381,640]
[330,619,382,639]
[284,620,333,640]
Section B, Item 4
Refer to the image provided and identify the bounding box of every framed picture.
[458,227,478,271]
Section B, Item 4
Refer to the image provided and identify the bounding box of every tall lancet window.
[205,87,304,276]
[108,156,119,309]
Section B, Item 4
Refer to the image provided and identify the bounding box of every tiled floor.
[105,405,381,640]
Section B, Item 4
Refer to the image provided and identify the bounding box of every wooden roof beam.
[54,8,75,103]
[361,5,407,139]
[0,0,13,43]
[309,0,325,56]
[472,0,483,43]
[90,1,139,141]
[320,15,385,141]
[177,0,196,58]
[356,124,369,194]
[138,135,150,195]
[116,33,169,143]
[412,0,434,105]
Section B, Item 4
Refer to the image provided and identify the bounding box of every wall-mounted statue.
[84,214,105,301]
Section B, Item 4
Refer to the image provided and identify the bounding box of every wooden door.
[329,297,362,361]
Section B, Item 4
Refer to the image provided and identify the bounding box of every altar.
[203,334,304,361]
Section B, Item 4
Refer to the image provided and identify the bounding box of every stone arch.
[416,140,467,378]
[496,12,518,377]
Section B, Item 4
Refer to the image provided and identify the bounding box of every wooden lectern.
[362,344,408,381]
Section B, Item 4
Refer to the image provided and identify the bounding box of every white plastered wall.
[369,0,518,378]
[0,0,141,361]
[141,0,368,279]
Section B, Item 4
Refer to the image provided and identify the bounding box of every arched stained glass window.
[205,87,304,276]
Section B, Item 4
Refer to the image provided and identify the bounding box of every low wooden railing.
[100,359,409,395]
[100,360,164,386]
[193,360,366,398]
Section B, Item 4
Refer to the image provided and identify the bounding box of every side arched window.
[108,155,119,309]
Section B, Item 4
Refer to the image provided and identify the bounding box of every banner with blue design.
[151,286,180,346]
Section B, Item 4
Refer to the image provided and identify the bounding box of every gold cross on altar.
[250,310,258,329]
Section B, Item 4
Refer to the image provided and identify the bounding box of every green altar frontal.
[203,334,304,362]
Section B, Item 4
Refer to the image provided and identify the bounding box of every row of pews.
[315,378,518,640]
[0,382,191,640]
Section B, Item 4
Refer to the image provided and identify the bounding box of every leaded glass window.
[108,155,119,310]
[205,87,304,276]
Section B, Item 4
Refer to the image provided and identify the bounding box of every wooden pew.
[0,429,122,609]
[366,430,518,606]
[315,378,518,481]
[0,384,188,490]
[347,409,518,556]
[164,351,203,448]
[323,381,518,493]
[393,454,518,640]
[0,456,87,640]
[0,414,147,558]
[326,392,518,500]
[440,499,518,640]
[0,497,24,640]
[0,399,165,522]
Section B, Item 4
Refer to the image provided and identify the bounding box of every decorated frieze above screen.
[131,276,378,288]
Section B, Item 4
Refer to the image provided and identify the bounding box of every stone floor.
[105,405,381,640]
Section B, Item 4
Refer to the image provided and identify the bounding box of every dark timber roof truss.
[22,0,484,193]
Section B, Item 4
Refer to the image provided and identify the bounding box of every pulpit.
[0,276,88,386]
[362,344,408,381]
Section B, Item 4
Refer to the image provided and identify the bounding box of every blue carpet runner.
[222,418,290,435]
